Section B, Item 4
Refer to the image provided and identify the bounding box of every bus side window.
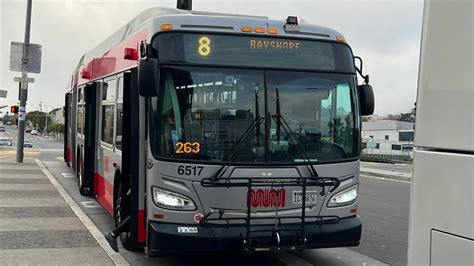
[77,86,84,135]
[115,77,123,151]
[101,78,116,146]
[77,104,84,135]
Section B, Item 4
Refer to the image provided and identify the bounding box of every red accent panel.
[94,173,114,216]
[124,48,139,60]
[94,173,146,244]
[138,209,146,243]
[77,29,148,85]
[66,147,71,162]
[81,68,91,79]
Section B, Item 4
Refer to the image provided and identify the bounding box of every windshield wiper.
[255,86,261,146]
[212,116,264,181]
[272,114,318,177]
[276,87,281,144]
[272,115,338,195]
[213,85,263,181]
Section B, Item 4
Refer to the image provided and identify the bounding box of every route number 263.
[175,141,200,154]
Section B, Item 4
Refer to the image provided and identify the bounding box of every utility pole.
[16,0,33,163]
[45,106,48,136]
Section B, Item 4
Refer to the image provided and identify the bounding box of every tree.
[398,108,416,122]
[385,114,401,120]
[26,111,52,132]
[47,123,65,139]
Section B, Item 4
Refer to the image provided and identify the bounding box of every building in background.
[49,107,64,124]
[362,120,415,158]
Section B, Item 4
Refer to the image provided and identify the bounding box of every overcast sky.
[1,0,423,115]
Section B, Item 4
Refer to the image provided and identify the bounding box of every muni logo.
[248,189,286,208]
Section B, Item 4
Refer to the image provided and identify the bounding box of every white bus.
[407,0,473,264]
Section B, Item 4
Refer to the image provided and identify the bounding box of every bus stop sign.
[9,41,42,73]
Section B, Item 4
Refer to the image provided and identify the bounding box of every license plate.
[292,191,318,204]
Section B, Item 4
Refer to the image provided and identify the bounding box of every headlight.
[327,185,358,207]
[152,187,196,211]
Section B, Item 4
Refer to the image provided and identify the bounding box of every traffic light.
[11,105,19,114]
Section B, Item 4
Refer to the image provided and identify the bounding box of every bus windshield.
[150,66,358,164]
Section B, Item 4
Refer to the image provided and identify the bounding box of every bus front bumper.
[146,215,361,256]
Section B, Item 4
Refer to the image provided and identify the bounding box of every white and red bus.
[64,4,374,255]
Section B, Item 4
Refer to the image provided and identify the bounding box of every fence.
[361,152,412,163]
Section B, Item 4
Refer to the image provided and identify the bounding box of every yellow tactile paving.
[0,149,40,158]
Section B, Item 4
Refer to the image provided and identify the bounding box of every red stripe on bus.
[76,29,148,85]
[138,209,146,243]
[94,172,114,215]
[94,173,146,243]
[66,147,71,162]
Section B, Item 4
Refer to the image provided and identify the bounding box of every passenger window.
[101,105,115,145]
[77,104,84,135]
[117,77,124,100]
[102,79,117,101]
[115,76,124,151]
[116,103,123,150]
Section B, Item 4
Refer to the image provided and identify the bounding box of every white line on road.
[35,159,129,266]
[360,174,411,184]
[61,172,76,178]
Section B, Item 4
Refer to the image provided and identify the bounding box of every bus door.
[82,82,100,195]
[120,69,146,249]
[64,93,71,164]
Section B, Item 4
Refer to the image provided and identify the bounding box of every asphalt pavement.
[351,175,410,265]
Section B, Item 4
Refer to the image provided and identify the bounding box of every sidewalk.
[0,157,119,265]
[360,167,412,182]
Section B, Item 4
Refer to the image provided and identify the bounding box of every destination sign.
[154,33,355,73]
[249,40,301,50]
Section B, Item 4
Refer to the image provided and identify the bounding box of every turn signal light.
[241,26,253,32]
[153,213,164,219]
[336,35,346,42]
[160,24,173,31]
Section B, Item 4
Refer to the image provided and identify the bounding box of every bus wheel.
[115,182,132,250]
[77,156,88,196]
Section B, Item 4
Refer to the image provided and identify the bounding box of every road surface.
[361,161,412,174]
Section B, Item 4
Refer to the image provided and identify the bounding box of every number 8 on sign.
[198,36,211,56]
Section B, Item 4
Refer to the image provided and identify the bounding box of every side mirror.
[138,58,160,97]
[358,84,375,116]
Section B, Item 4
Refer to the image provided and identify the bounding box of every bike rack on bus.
[200,176,341,252]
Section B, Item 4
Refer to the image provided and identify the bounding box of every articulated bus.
[64,4,374,255]
[408,0,473,264]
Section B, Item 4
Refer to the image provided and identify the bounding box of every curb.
[360,170,412,182]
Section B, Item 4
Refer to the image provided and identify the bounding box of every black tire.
[115,182,132,250]
[77,155,88,196]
